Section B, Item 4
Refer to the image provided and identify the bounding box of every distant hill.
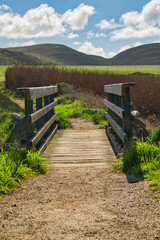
[0,48,44,65]
[111,43,160,65]
[0,43,159,65]
[7,44,111,66]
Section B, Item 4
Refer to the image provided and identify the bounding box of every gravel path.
[0,167,159,240]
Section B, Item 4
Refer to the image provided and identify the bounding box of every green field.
[57,65,160,75]
[1,65,160,83]
[0,66,9,82]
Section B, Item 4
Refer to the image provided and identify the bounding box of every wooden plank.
[106,126,122,154]
[104,83,134,96]
[104,99,125,119]
[18,86,58,100]
[25,91,34,146]
[38,124,58,153]
[36,97,43,130]
[30,100,57,124]
[30,112,58,146]
[122,87,132,135]
[105,112,127,142]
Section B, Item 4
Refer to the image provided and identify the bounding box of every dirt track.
[0,119,160,240]
[0,167,160,240]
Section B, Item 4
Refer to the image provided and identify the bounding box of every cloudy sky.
[0,0,160,58]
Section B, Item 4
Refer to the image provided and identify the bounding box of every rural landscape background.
[0,0,160,239]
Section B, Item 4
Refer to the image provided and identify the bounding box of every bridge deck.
[44,129,116,167]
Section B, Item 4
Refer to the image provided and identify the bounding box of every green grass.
[0,91,24,148]
[55,98,107,129]
[0,66,9,82]
[113,133,160,195]
[57,65,160,76]
[0,86,46,195]
[0,144,47,194]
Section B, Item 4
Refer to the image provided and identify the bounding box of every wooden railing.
[104,83,133,154]
[104,83,149,154]
[11,86,58,152]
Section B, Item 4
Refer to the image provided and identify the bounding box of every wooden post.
[36,98,42,130]
[122,86,132,137]
[25,91,34,147]
[44,96,50,121]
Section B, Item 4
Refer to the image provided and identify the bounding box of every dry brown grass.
[5,66,160,118]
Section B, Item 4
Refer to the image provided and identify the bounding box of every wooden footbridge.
[7,83,148,167]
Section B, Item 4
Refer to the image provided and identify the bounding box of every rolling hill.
[0,43,159,65]
[111,43,160,65]
[7,44,111,66]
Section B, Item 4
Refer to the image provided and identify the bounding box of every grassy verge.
[55,82,107,129]
[0,144,47,194]
[0,87,46,195]
[0,91,24,148]
[113,127,160,196]
[0,65,9,82]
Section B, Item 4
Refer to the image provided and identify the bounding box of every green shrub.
[114,139,160,193]
[0,144,47,194]
[147,125,160,145]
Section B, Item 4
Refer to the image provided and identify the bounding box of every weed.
[113,138,160,193]
[147,125,160,145]
[0,144,47,194]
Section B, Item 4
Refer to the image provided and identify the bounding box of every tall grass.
[5,66,160,117]
[113,127,160,194]
[0,144,47,194]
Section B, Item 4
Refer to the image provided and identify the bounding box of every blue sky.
[0,0,160,58]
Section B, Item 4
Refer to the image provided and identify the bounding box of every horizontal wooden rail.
[30,113,57,147]
[29,100,58,124]
[104,99,125,119]
[106,127,122,154]
[18,86,58,100]
[105,112,127,143]
[104,83,134,96]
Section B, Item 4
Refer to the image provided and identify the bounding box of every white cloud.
[9,41,36,47]
[96,19,120,30]
[62,3,95,30]
[87,30,106,39]
[67,32,79,39]
[0,3,95,39]
[78,41,106,57]
[110,0,160,40]
[73,41,81,45]
[0,4,11,11]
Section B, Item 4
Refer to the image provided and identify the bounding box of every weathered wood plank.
[104,99,125,119]
[104,83,134,96]
[44,129,116,167]
[36,97,43,130]
[106,126,122,154]
[30,100,57,124]
[38,124,58,153]
[30,112,57,147]
[25,91,34,146]
[105,112,127,142]
[18,86,58,100]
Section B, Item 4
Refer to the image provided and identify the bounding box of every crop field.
[57,65,160,75]
[5,65,160,118]
[2,65,160,78]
